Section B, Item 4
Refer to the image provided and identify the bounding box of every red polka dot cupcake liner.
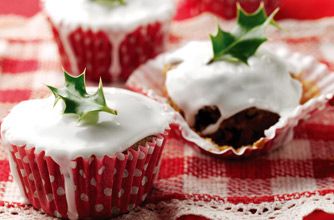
[7,132,168,219]
[47,17,171,83]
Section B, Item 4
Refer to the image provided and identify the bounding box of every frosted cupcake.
[44,0,175,83]
[164,5,303,149]
[1,72,171,219]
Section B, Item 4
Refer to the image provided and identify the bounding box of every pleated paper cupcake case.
[8,132,168,219]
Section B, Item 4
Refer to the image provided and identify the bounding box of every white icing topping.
[165,41,302,134]
[1,88,171,158]
[43,0,175,31]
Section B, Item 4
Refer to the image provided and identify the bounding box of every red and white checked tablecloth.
[1,10,334,220]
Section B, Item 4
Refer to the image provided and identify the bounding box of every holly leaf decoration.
[47,71,117,124]
[92,0,125,7]
[209,3,279,64]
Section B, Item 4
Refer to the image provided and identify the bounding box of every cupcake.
[164,5,303,150]
[1,71,171,219]
[44,0,175,83]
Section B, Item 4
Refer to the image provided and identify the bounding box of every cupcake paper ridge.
[6,132,168,219]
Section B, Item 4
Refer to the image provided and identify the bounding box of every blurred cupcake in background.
[44,0,175,83]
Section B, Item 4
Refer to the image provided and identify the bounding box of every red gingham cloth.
[174,0,334,20]
[1,8,334,220]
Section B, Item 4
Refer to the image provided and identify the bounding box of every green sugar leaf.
[237,4,268,31]
[226,38,267,64]
[47,71,117,124]
[210,28,236,62]
[210,3,279,64]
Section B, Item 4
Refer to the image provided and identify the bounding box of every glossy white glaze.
[1,88,171,158]
[44,0,175,31]
[165,41,302,135]
[58,27,79,74]
[108,32,127,80]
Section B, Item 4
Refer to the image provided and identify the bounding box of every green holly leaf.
[92,0,125,7]
[209,3,279,64]
[47,71,117,124]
